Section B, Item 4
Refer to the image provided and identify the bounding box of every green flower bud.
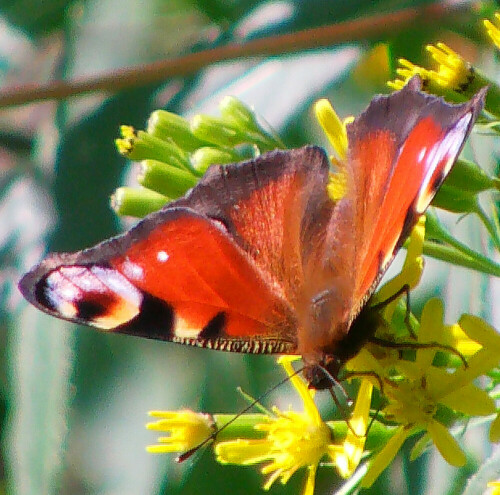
[445,159,497,193]
[432,184,478,213]
[115,126,189,170]
[190,115,248,147]
[219,96,261,133]
[111,186,168,218]
[138,160,198,199]
[219,96,284,151]
[147,110,210,151]
[190,147,240,173]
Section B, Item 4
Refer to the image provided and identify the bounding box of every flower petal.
[437,349,500,395]
[146,410,213,453]
[458,315,500,349]
[303,464,318,495]
[490,414,500,443]
[416,298,442,370]
[215,439,274,465]
[427,420,466,467]
[362,426,409,488]
[338,380,373,477]
[278,356,321,424]
[314,99,348,160]
[439,382,496,416]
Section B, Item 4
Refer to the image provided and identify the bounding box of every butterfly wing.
[328,77,485,329]
[19,146,332,354]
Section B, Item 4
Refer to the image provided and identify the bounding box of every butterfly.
[19,77,485,388]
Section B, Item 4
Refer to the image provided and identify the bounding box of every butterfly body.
[19,78,485,388]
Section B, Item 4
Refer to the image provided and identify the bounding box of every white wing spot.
[157,250,169,263]
[417,147,427,163]
[122,257,144,281]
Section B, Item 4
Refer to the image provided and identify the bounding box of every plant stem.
[0,1,470,108]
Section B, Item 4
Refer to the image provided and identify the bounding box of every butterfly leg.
[315,365,374,438]
[368,337,468,368]
[370,284,417,339]
[368,285,468,367]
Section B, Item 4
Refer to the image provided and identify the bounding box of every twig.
[0,1,472,108]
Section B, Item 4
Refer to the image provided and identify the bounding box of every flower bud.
[138,160,197,199]
[219,96,261,133]
[432,184,478,213]
[445,159,497,193]
[147,110,209,151]
[111,186,168,218]
[190,115,248,147]
[190,147,239,173]
[116,126,189,169]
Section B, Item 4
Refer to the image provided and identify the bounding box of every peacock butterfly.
[18,77,485,388]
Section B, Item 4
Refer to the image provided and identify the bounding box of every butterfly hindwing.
[174,145,334,306]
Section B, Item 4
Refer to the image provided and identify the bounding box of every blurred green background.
[0,0,498,494]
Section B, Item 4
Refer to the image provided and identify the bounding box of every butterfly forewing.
[19,147,334,354]
[330,78,485,324]
[174,146,333,306]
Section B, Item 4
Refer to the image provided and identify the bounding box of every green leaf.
[6,308,74,494]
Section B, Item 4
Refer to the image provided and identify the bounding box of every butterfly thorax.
[301,297,383,390]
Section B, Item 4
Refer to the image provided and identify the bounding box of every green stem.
[213,414,269,441]
[424,211,500,276]
[422,241,500,277]
[212,413,399,448]
[475,204,500,252]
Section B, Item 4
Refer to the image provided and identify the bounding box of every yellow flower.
[389,44,473,94]
[215,356,370,495]
[489,481,500,495]
[362,299,497,488]
[425,43,473,92]
[387,46,478,104]
[146,410,213,454]
[388,58,433,91]
[484,13,500,50]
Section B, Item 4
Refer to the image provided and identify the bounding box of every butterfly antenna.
[366,398,384,437]
[317,364,369,438]
[176,365,305,463]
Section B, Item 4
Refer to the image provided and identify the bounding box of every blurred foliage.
[0,1,498,495]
